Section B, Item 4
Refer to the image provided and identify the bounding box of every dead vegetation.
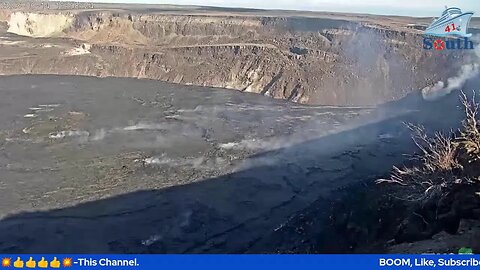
[378,91,480,200]
[377,91,480,246]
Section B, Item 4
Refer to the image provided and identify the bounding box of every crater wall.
[0,8,475,105]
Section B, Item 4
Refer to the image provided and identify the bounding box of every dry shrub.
[455,91,480,168]
[377,91,480,201]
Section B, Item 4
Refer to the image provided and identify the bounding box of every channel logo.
[423,6,475,50]
[423,37,474,50]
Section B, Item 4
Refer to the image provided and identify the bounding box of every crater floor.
[0,75,415,253]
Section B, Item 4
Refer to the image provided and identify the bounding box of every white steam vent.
[7,12,74,38]
[422,64,479,101]
[422,37,480,101]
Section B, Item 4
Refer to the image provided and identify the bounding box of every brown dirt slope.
[0,2,477,105]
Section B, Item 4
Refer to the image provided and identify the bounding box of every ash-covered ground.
[0,76,408,253]
[0,74,470,253]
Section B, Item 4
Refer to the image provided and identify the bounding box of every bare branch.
[378,91,480,201]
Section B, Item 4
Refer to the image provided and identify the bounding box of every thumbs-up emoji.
[38,258,48,268]
[50,257,60,269]
[25,257,36,268]
[13,257,24,268]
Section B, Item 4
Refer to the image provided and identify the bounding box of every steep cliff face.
[0,9,473,105]
[8,11,74,37]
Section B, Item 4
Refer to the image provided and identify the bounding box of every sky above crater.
[61,0,480,17]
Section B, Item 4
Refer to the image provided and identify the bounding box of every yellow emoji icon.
[25,258,35,268]
[49,258,60,269]
[62,258,72,268]
[2,258,12,267]
[37,258,47,269]
[13,258,24,268]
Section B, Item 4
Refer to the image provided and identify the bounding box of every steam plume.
[422,38,480,101]
[422,64,479,101]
